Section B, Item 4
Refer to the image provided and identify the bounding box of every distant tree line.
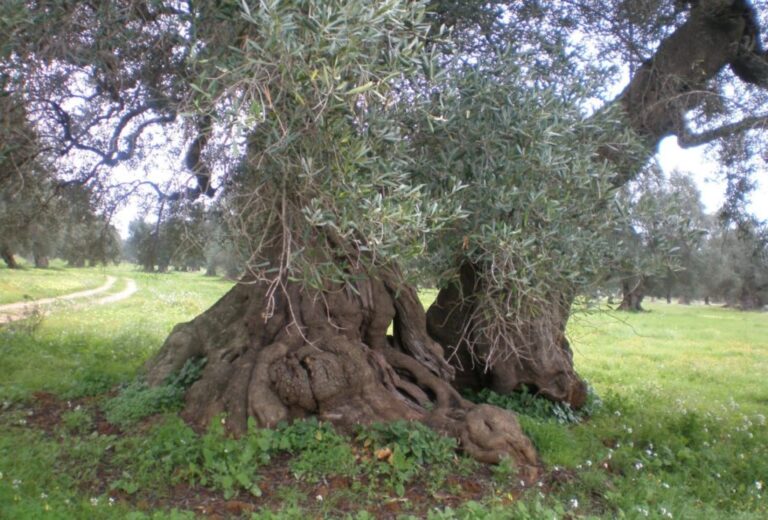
[608,169,767,311]
[124,201,243,278]
[0,178,120,269]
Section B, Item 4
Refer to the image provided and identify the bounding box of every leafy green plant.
[278,420,357,482]
[356,420,458,495]
[102,380,184,427]
[466,384,602,424]
[102,357,206,427]
[194,417,267,499]
[112,415,202,494]
[491,456,518,486]
[61,370,119,399]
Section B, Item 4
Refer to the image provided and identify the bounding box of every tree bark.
[1,244,18,269]
[34,254,49,268]
[426,263,587,408]
[144,268,540,473]
[610,0,764,182]
[617,278,646,312]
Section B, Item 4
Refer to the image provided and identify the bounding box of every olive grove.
[2,0,768,472]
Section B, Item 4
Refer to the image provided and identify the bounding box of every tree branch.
[677,112,768,147]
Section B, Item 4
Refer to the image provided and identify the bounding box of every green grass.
[0,265,232,400]
[1,269,767,518]
[0,259,109,304]
[570,301,768,416]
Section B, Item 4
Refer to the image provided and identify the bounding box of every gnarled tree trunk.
[1,244,18,269]
[426,263,587,409]
[34,253,49,268]
[618,277,646,312]
[144,268,540,474]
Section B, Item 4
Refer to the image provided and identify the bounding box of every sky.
[656,136,768,221]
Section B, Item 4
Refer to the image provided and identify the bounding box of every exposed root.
[144,274,540,474]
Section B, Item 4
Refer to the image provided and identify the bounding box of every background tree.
[700,219,768,308]
[125,219,156,272]
[613,169,707,310]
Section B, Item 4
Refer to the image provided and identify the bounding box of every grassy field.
[0,265,766,519]
[0,259,109,304]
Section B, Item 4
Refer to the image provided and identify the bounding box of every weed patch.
[102,357,205,427]
[465,383,602,424]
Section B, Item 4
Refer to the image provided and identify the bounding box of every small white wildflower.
[316,494,324,502]
[519,480,525,487]
[0,471,3,479]
[715,473,721,479]
[40,492,48,499]
[90,497,99,506]
[614,410,621,417]
[748,432,754,439]
[627,427,633,434]
[661,482,670,489]
[634,461,644,470]
[756,481,763,491]
[586,460,592,467]
[109,497,115,506]
[569,498,579,509]
[12,479,21,489]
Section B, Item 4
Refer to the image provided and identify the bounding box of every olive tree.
[4,0,768,474]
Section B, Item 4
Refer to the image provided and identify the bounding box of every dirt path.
[0,276,137,324]
[94,278,138,305]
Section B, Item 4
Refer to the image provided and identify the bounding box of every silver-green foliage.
[407,51,640,356]
[189,0,456,285]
